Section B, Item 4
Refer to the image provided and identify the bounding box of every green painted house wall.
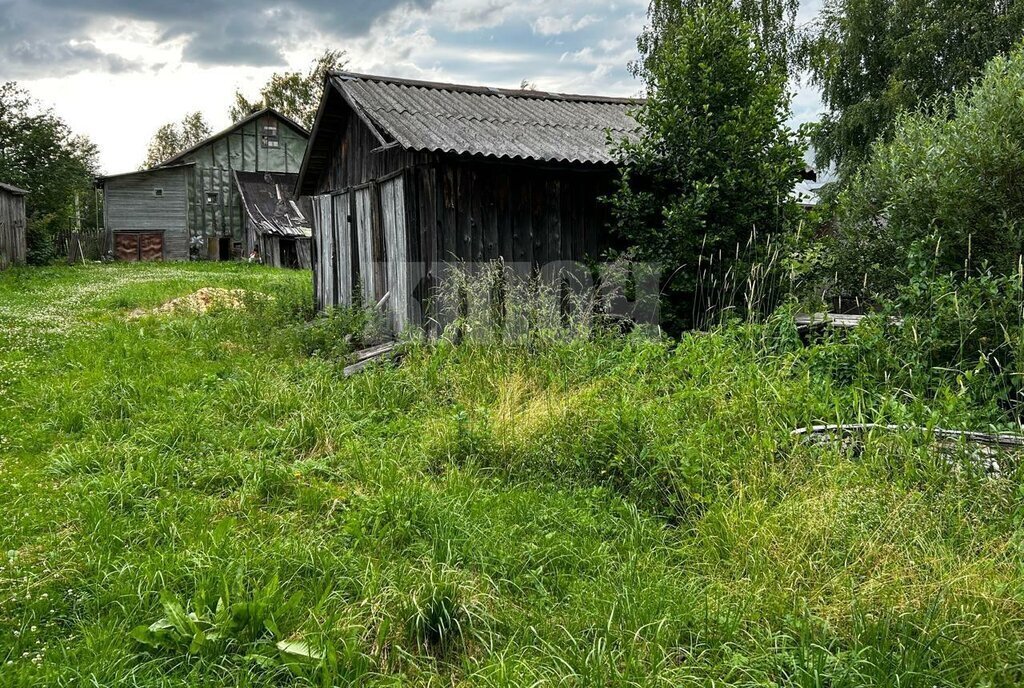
[171,111,309,252]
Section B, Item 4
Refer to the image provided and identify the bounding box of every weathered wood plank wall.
[104,166,190,261]
[307,105,618,332]
[332,192,353,305]
[380,175,409,331]
[0,189,27,269]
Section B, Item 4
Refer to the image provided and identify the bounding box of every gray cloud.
[5,40,134,76]
[0,0,437,77]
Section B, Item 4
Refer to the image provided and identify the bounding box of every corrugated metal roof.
[333,72,641,165]
[234,171,312,238]
[0,182,29,195]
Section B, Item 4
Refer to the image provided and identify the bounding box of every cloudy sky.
[0,0,825,174]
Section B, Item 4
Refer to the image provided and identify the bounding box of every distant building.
[98,108,309,262]
[296,72,640,331]
[0,182,28,269]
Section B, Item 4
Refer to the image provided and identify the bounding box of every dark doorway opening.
[279,238,299,269]
[218,237,231,261]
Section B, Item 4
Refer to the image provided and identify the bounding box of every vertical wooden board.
[379,177,409,332]
[311,194,332,308]
[332,192,353,306]
[228,133,243,169]
[381,184,395,295]
[531,175,547,268]
[355,187,376,304]
[323,194,336,308]
[455,167,472,264]
[470,168,484,263]
[572,178,586,262]
[496,171,512,264]
[371,183,387,302]
[310,196,320,307]
[512,174,532,271]
[587,176,602,258]
[348,193,359,289]
[441,167,456,264]
[545,177,561,264]
[558,175,573,263]
[406,171,424,326]
[196,166,206,241]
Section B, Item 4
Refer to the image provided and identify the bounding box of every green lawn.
[1,263,1022,686]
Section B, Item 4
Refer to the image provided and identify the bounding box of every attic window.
[261,120,279,148]
[206,192,218,206]
[153,188,164,198]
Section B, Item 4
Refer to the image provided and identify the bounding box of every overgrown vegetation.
[821,43,1024,300]
[799,0,1024,176]
[611,0,804,332]
[2,263,1024,686]
[0,82,100,264]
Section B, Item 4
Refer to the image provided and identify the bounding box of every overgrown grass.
[1,263,1023,686]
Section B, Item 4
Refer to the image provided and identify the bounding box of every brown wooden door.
[115,232,164,261]
[115,233,140,261]
[139,233,164,261]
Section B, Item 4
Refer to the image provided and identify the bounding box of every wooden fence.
[55,230,108,263]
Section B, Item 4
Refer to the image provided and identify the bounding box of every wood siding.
[307,100,618,333]
[331,192,354,305]
[316,112,427,194]
[104,167,190,261]
[380,176,410,331]
[0,189,27,269]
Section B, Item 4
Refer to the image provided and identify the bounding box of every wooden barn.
[99,108,308,262]
[0,182,28,269]
[234,171,313,269]
[296,72,640,332]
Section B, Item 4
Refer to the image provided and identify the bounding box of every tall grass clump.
[432,257,659,345]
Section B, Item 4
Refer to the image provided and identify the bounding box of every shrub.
[822,42,1024,301]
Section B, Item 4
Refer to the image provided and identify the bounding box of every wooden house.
[99,108,309,262]
[296,72,640,332]
[234,171,313,269]
[0,182,28,269]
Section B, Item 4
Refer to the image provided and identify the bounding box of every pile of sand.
[129,288,263,318]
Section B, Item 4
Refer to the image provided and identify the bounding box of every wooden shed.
[296,72,640,332]
[0,182,29,269]
[234,171,312,269]
[99,108,309,262]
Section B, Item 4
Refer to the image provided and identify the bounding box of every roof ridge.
[332,71,643,105]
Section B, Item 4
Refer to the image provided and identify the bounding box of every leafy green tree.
[638,0,799,75]
[800,0,1024,176]
[230,49,348,130]
[141,112,212,169]
[610,0,804,329]
[0,82,99,264]
[823,42,1024,300]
